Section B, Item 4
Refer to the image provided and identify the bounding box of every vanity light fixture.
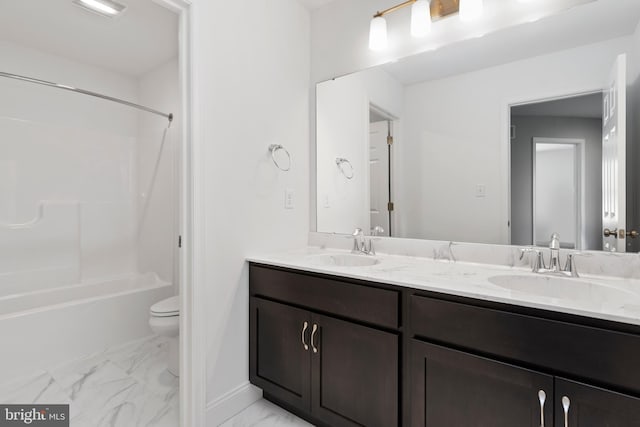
[411,0,432,38]
[72,0,127,17]
[369,0,484,51]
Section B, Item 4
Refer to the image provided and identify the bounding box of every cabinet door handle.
[562,396,571,427]
[538,390,546,427]
[311,323,318,354]
[301,321,309,351]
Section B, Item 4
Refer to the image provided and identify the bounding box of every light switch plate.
[323,194,330,208]
[285,189,295,209]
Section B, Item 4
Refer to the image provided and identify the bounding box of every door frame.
[532,137,586,250]
[153,1,206,426]
[369,103,398,237]
[504,89,602,246]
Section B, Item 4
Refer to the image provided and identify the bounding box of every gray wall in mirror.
[315,17,640,253]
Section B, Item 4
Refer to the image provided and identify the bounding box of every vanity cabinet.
[250,298,311,411]
[249,264,400,427]
[410,340,553,427]
[555,379,640,427]
[409,293,640,427]
[249,263,640,427]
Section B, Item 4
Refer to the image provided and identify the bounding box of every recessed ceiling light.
[72,0,127,17]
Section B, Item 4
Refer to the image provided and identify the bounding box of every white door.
[602,54,627,252]
[534,141,581,249]
[370,121,390,236]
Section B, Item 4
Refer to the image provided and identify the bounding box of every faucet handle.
[351,228,364,253]
[520,248,546,272]
[563,253,584,278]
[371,226,385,237]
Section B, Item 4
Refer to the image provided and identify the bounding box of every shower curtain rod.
[0,71,173,123]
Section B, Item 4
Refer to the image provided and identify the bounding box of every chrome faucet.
[548,233,561,271]
[351,227,384,255]
[520,233,580,277]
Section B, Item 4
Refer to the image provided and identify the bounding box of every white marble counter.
[247,247,640,327]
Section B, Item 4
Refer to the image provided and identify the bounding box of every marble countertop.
[247,247,640,327]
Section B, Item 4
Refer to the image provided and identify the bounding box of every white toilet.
[149,296,180,376]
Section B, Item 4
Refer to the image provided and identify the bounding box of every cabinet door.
[555,378,640,427]
[249,297,311,411]
[311,314,399,427]
[410,340,553,427]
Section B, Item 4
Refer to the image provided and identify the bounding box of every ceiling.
[512,93,603,119]
[297,0,336,10]
[382,0,640,85]
[0,0,178,77]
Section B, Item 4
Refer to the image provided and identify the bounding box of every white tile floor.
[0,335,178,427]
[220,399,314,427]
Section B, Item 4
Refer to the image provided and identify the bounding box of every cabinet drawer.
[250,264,400,329]
[410,295,640,394]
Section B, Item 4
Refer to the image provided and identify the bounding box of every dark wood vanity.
[249,263,640,426]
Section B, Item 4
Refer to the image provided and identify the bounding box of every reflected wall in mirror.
[315,1,640,253]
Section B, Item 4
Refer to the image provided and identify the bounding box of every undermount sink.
[488,275,637,303]
[309,253,380,267]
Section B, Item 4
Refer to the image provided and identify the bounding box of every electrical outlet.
[285,189,295,209]
[475,184,487,198]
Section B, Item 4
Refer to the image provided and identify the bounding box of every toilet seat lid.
[151,296,179,316]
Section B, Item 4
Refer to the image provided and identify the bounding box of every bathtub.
[0,272,174,384]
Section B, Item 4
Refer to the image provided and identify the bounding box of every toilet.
[149,296,180,376]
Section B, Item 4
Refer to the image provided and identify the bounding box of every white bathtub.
[0,272,174,384]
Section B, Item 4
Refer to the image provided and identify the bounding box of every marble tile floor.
[0,335,178,427]
[220,399,314,427]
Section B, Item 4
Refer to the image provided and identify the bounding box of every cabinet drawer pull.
[562,396,571,427]
[538,390,546,427]
[301,321,309,351]
[311,323,319,353]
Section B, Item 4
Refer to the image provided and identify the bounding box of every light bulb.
[460,0,484,22]
[411,0,432,38]
[369,16,388,51]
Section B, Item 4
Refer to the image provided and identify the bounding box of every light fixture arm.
[374,0,417,18]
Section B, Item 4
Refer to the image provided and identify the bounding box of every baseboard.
[205,381,263,426]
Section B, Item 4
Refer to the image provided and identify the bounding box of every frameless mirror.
[315,1,640,253]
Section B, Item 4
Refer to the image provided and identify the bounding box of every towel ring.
[335,157,354,179]
[268,144,291,171]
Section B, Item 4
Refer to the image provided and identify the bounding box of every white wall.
[397,37,632,244]
[137,58,180,286]
[190,0,310,423]
[316,67,403,234]
[0,41,138,136]
[0,41,140,291]
[317,74,369,233]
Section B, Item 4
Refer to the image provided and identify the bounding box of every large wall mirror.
[315,1,640,253]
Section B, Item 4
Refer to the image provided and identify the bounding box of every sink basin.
[309,254,380,267]
[488,275,637,303]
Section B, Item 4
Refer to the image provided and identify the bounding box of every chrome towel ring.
[336,157,354,179]
[268,144,291,171]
